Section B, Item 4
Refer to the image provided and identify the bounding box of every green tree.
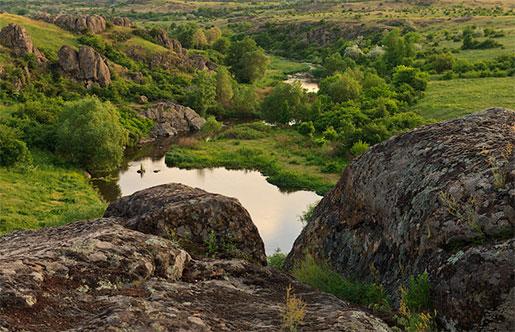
[191,29,208,49]
[215,67,234,108]
[56,97,128,172]
[226,37,269,83]
[213,37,231,54]
[392,65,428,92]
[0,124,31,167]
[261,81,308,124]
[187,71,216,115]
[382,29,418,68]
[319,73,362,103]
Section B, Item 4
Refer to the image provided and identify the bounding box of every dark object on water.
[153,169,161,173]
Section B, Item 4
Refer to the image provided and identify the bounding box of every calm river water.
[96,142,321,255]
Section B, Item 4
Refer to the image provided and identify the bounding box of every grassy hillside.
[412,77,515,120]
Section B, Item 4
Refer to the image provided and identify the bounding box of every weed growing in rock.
[205,230,218,257]
[282,284,306,332]
[438,191,484,239]
[298,201,319,226]
[396,272,435,332]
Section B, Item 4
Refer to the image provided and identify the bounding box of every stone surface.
[0,23,46,62]
[141,102,206,140]
[286,108,515,331]
[58,45,111,87]
[0,185,390,331]
[53,14,107,34]
[104,183,266,265]
[111,17,133,27]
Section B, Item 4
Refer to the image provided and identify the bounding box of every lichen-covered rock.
[53,14,106,34]
[111,17,133,27]
[0,185,391,331]
[105,183,266,265]
[286,108,515,331]
[0,24,46,62]
[58,45,111,87]
[140,102,205,140]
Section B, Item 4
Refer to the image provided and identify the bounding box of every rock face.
[0,184,391,331]
[54,14,107,34]
[286,108,515,331]
[141,102,206,140]
[0,24,46,62]
[111,17,133,27]
[105,183,267,265]
[58,45,111,87]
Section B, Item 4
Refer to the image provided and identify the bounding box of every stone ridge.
[286,108,514,331]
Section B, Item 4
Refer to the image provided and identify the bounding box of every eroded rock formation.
[0,23,46,62]
[286,108,515,331]
[58,45,111,87]
[53,14,107,34]
[141,102,206,141]
[111,17,133,28]
[0,184,391,331]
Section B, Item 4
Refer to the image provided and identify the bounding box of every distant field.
[412,76,515,120]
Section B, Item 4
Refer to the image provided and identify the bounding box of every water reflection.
[96,144,321,254]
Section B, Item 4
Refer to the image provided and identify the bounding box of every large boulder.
[111,17,133,28]
[0,184,391,331]
[54,14,106,34]
[104,183,267,265]
[141,102,206,140]
[0,23,46,62]
[58,45,111,87]
[286,108,515,331]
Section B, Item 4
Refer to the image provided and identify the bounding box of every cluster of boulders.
[140,102,206,141]
[0,184,391,331]
[111,16,133,28]
[58,45,111,87]
[0,23,46,62]
[36,13,107,34]
[287,108,515,331]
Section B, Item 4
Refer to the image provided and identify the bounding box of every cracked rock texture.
[58,45,111,87]
[286,108,515,331]
[0,24,46,62]
[0,184,390,331]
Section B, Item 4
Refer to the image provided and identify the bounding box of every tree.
[226,37,269,83]
[186,71,216,115]
[215,67,234,108]
[191,29,208,49]
[0,124,31,167]
[392,65,428,92]
[56,97,128,172]
[206,26,222,44]
[319,73,362,103]
[261,81,308,125]
[382,29,418,68]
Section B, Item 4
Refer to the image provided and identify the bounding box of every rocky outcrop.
[111,17,133,28]
[0,24,46,62]
[58,45,111,87]
[141,102,206,140]
[286,108,515,331]
[54,14,107,34]
[0,184,391,331]
[105,183,267,265]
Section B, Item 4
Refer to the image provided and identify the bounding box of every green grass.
[165,122,344,195]
[292,255,391,311]
[0,150,107,234]
[0,13,77,57]
[257,55,311,88]
[412,76,515,120]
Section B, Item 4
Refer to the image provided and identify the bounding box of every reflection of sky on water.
[117,156,321,254]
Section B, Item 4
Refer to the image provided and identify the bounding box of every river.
[284,72,319,93]
[95,140,321,255]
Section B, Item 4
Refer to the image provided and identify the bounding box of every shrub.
[350,140,370,156]
[319,72,362,103]
[397,272,434,332]
[261,82,308,125]
[0,124,32,167]
[298,202,318,226]
[282,285,306,332]
[393,65,428,92]
[201,116,223,135]
[297,121,315,137]
[56,97,128,172]
[267,249,286,269]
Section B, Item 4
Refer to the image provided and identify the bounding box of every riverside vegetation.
[0,1,513,331]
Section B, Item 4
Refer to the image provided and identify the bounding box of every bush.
[350,140,369,156]
[319,72,362,103]
[201,116,223,135]
[267,249,286,269]
[393,65,428,92]
[0,124,31,167]
[297,121,315,137]
[56,97,128,172]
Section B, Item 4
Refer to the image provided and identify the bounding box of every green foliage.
[298,201,318,226]
[215,67,234,107]
[118,106,154,147]
[56,97,128,172]
[319,72,362,103]
[227,37,269,83]
[401,272,432,313]
[350,140,369,157]
[462,27,503,50]
[297,121,315,137]
[0,124,31,167]
[261,82,308,124]
[186,71,216,115]
[292,255,390,311]
[382,29,418,69]
[267,248,286,269]
[393,66,429,92]
[201,116,223,135]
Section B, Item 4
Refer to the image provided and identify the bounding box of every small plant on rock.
[396,272,435,332]
[282,284,306,332]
